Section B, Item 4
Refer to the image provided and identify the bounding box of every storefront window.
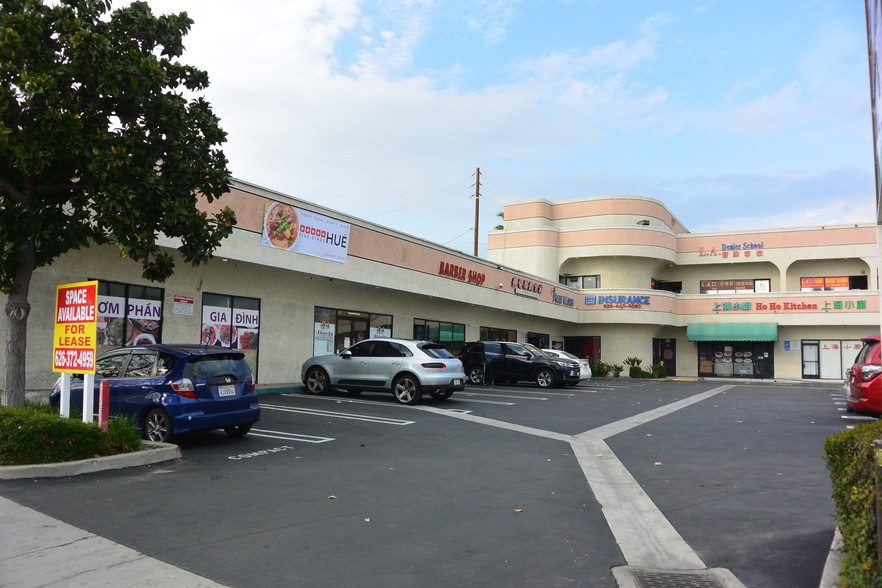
[800,276,867,292]
[558,275,600,289]
[96,280,163,352]
[697,342,773,378]
[526,332,549,349]
[480,326,516,342]
[413,319,466,353]
[802,339,863,379]
[201,293,261,381]
[314,307,393,354]
[700,279,770,294]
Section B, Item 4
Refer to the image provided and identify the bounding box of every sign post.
[52,281,98,423]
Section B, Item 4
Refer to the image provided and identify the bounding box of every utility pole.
[473,167,481,256]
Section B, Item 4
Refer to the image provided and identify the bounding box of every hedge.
[824,419,882,587]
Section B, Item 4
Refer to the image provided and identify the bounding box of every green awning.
[686,322,778,342]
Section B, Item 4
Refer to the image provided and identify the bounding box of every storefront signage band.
[438,261,486,286]
[713,299,868,312]
[585,295,651,309]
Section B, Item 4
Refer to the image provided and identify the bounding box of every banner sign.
[53,281,98,373]
[261,200,350,263]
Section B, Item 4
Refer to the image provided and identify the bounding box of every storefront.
[688,323,777,379]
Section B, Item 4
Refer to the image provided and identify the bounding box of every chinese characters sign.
[713,299,867,312]
[53,281,98,373]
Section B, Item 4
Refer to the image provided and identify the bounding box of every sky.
[143,0,875,257]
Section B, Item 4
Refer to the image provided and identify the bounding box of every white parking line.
[262,403,415,425]
[841,415,876,421]
[462,392,549,400]
[249,429,334,443]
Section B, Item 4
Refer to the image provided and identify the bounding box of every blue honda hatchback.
[50,344,261,443]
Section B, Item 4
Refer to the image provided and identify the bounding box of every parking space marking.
[263,403,416,425]
[842,415,876,421]
[450,398,516,406]
[249,429,334,443]
[462,392,549,401]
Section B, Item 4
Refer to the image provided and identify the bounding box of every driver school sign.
[52,281,98,373]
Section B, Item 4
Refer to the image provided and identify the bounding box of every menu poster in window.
[126,298,162,345]
[97,295,126,346]
[314,321,335,356]
[370,326,389,338]
[202,305,235,348]
[235,309,260,350]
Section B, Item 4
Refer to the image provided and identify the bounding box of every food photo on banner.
[261,200,351,263]
[96,295,162,347]
[201,305,260,350]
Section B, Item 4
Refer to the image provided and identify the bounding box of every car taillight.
[171,378,197,399]
[861,365,882,382]
[421,362,447,369]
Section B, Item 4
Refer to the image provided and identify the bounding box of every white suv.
[300,338,465,404]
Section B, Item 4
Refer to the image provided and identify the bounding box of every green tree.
[0,0,236,406]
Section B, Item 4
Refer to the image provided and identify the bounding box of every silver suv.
[300,338,465,404]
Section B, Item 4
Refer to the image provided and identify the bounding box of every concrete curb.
[0,441,181,480]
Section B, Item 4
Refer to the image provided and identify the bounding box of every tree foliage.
[0,0,236,406]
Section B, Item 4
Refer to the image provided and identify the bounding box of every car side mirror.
[341,350,352,359]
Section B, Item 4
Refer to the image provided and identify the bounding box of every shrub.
[107,415,142,453]
[0,406,140,466]
[652,364,667,378]
[612,364,624,377]
[623,357,643,368]
[824,420,882,586]
[629,366,644,378]
[593,360,611,377]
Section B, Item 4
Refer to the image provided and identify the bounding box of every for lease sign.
[52,281,98,373]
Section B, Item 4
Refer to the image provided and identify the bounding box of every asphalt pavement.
[0,379,853,587]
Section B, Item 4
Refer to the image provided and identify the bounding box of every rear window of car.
[419,343,454,359]
[185,355,252,382]
[855,341,880,366]
[483,342,503,354]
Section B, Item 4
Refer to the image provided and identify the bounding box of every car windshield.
[557,350,579,360]
[420,343,455,359]
[520,343,548,357]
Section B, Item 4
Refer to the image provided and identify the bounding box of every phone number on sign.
[54,348,95,370]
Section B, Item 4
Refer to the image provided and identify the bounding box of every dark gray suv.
[457,341,580,388]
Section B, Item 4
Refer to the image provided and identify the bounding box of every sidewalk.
[0,495,227,588]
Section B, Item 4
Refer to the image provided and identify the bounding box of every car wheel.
[429,390,454,400]
[466,366,484,385]
[535,368,556,389]
[305,367,330,394]
[224,423,252,437]
[392,375,423,405]
[144,409,174,443]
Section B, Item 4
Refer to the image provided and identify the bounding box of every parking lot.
[0,379,854,587]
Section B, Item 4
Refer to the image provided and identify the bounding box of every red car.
[847,335,882,415]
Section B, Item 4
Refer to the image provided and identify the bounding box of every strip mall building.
[7,178,879,393]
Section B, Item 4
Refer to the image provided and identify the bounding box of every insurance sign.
[52,281,98,373]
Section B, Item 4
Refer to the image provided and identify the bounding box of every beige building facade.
[4,183,878,395]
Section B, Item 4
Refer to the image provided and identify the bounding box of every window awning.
[686,322,778,342]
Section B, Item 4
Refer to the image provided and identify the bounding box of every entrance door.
[802,341,819,379]
[336,314,370,352]
[652,338,676,376]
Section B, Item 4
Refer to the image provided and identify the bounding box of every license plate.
[453,378,462,386]
[218,385,236,397]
